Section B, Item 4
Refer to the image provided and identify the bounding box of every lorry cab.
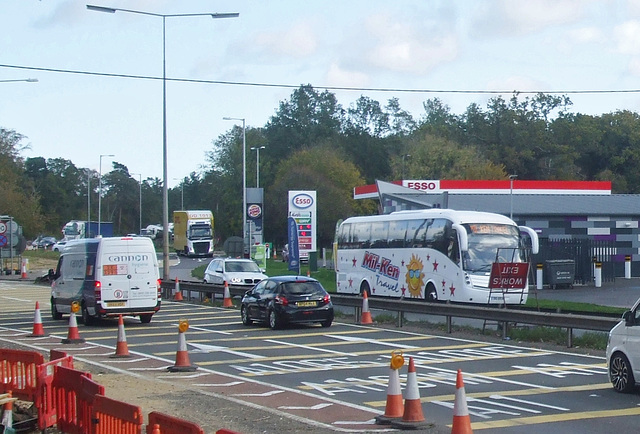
[51,236,161,324]
[606,297,640,392]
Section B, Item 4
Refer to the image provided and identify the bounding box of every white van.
[50,236,161,324]
[606,297,640,392]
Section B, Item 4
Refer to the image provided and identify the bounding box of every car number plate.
[107,301,126,307]
[297,301,317,307]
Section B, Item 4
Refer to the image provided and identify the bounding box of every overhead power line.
[2,63,640,95]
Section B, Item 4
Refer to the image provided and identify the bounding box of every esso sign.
[292,193,314,209]
[405,181,438,191]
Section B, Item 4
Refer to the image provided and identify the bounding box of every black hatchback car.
[241,276,334,329]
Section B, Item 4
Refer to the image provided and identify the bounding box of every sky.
[3,0,640,187]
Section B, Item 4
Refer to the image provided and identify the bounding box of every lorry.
[61,220,114,241]
[173,210,214,257]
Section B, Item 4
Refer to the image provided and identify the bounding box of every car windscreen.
[226,261,260,273]
[281,282,325,296]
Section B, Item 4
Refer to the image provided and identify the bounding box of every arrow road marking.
[233,390,284,397]
[327,334,419,349]
[279,403,332,410]
[189,342,265,359]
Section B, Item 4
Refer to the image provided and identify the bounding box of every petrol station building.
[354,180,640,281]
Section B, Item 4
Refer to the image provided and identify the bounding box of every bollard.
[536,263,543,290]
[625,255,631,279]
[595,261,602,288]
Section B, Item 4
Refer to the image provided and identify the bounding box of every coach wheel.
[425,283,438,302]
[360,281,371,297]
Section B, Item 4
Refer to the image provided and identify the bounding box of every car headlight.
[230,277,242,283]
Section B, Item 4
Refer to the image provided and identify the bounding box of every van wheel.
[610,352,636,393]
[51,298,62,320]
[81,304,94,326]
[140,314,152,324]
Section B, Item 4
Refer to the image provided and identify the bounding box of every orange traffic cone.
[360,291,373,324]
[28,301,46,337]
[61,312,85,344]
[110,315,131,358]
[173,277,184,301]
[20,258,28,279]
[451,369,473,434]
[1,391,17,431]
[306,269,311,277]
[375,351,405,424]
[222,281,233,308]
[391,357,430,429]
[168,320,197,372]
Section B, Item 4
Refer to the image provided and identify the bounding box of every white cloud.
[251,23,318,60]
[614,20,640,55]
[568,26,605,44]
[471,0,587,37]
[325,63,370,87]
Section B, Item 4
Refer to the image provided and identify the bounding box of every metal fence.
[533,237,617,285]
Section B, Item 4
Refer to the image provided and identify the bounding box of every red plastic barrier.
[35,350,74,430]
[0,348,44,401]
[216,430,243,434]
[52,365,104,434]
[146,411,204,434]
[93,394,143,434]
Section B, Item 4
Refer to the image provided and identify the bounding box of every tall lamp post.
[132,173,143,234]
[173,178,184,210]
[86,169,92,224]
[250,145,266,188]
[87,5,239,280]
[223,117,247,255]
[98,154,115,237]
[0,78,38,83]
[509,174,518,220]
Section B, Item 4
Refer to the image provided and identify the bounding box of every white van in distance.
[606,297,640,392]
[50,236,161,324]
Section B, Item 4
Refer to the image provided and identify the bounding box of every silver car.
[203,258,268,286]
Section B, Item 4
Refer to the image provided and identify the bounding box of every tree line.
[2,85,639,251]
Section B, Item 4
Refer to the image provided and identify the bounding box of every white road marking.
[327,334,419,349]
[189,342,265,359]
[233,390,284,397]
[265,339,357,356]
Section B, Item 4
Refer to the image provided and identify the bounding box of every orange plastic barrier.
[0,348,44,401]
[36,350,74,430]
[93,394,143,434]
[146,411,205,434]
[52,365,104,434]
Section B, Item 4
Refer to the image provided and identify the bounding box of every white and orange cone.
[360,291,373,324]
[20,258,28,279]
[61,311,85,344]
[110,315,131,358]
[375,351,405,424]
[173,277,184,301]
[391,357,430,429]
[167,321,197,372]
[451,369,473,434]
[306,269,311,277]
[28,301,46,337]
[1,391,16,431]
[222,281,233,308]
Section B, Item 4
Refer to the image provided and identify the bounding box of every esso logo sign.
[247,204,262,218]
[406,181,438,191]
[292,193,314,209]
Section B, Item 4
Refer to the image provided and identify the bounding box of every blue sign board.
[287,217,300,272]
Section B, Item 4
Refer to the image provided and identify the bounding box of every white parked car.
[606,297,640,392]
[203,258,267,287]
[52,240,67,252]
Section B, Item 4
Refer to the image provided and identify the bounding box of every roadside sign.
[0,222,6,234]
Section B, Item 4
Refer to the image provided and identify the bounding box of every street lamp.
[98,154,115,237]
[132,173,143,234]
[173,178,184,210]
[88,4,239,280]
[86,169,92,225]
[223,117,247,254]
[250,145,266,188]
[0,78,38,83]
[509,174,518,220]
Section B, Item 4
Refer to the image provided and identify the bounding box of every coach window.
[337,223,351,249]
[406,219,428,247]
[426,219,449,254]
[388,220,408,248]
[352,222,371,249]
[370,221,389,248]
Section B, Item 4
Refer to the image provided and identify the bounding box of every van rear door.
[98,238,159,311]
